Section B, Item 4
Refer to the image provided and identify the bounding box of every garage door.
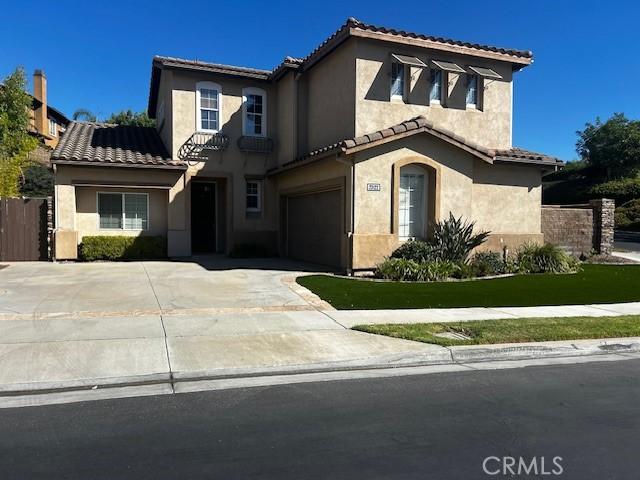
[286,189,342,268]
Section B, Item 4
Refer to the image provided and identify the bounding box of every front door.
[191,182,216,253]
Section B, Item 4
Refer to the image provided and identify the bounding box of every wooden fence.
[0,197,52,261]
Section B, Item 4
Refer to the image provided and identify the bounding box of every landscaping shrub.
[80,236,166,261]
[375,258,461,282]
[515,243,580,274]
[390,240,438,263]
[431,213,490,263]
[615,199,640,231]
[470,251,506,276]
[589,177,640,203]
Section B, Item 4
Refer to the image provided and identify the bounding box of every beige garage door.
[286,189,342,268]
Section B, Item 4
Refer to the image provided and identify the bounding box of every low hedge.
[80,236,166,261]
[589,177,640,202]
[615,199,640,231]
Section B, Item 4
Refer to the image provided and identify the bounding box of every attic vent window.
[391,54,427,68]
[468,66,503,80]
[431,60,466,73]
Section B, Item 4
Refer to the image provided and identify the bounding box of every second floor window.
[48,119,57,137]
[196,81,221,132]
[391,62,405,99]
[466,74,478,108]
[242,88,267,137]
[429,69,443,104]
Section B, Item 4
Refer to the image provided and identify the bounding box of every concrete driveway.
[0,258,443,399]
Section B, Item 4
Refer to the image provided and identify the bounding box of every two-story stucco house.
[52,18,562,270]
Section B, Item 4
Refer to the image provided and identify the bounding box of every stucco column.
[53,182,78,259]
[167,172,189,256]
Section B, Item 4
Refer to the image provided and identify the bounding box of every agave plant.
[431,213,490,263]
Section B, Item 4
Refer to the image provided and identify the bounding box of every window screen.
[124,193,148,230]
[98,193,123,229]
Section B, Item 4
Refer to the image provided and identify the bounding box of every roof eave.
[349,28,533,67]
[51,159,187,171]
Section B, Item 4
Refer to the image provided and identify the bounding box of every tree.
[105,109,155,127]
[0,67,39,197]
[576,113,640,179]
[21,163,54,197]
[72,108,97,122]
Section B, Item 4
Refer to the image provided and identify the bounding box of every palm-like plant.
[72,108,97,122]
[431,213,490,263]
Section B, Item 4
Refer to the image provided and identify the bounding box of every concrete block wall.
[541,198,615,256]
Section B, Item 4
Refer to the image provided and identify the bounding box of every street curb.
[3,338,640,401]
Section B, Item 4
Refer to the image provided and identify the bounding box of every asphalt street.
[1,358,639,479]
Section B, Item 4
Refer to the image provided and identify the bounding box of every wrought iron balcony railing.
[237,136,274,154]
[178,132,230,160]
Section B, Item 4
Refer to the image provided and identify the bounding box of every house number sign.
[367,183,381,192]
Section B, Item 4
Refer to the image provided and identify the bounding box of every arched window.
[196,81,221,132]
[242,87,267,137]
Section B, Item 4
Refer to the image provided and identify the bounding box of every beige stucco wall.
[54,165,185,258]
[471,162,541,234]
[155,69,281,253]
[275,71,297,163]
[303,39,357,153]
[349,134,542,268]
[354,38,514,150]
[75,187,168,241]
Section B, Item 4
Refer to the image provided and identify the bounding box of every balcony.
[178,132,229,160]
[237,136,274,154]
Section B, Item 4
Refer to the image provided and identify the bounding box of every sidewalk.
[2,302,640,407]
[324,302,640,328]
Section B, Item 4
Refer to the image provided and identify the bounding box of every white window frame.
[242,87,267,137]
[48,119,57,137]
[97,191,150,231]
[466,74,479,109]
[390,62,405,100]
[398,165,428,241]
[429,69,444,105]
[245,180,262,213]
[196,81,222,133]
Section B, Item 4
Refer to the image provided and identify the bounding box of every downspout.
[349,156,355,276]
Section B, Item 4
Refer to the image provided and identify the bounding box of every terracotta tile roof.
[347,18,532,59]
[494,147,562,166]
[153,55,271,80]
[51,121,185,169]
[270,116,562,174]
[149,18,533,115]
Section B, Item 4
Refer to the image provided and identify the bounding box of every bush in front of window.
[79,236,166,261]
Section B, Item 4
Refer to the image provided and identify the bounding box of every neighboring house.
[29,70,69,148]
[28,70,70,163]
[51,18,562,269]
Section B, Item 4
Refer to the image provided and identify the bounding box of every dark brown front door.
[191,182,216,253]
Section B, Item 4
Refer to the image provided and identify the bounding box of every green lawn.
[353,315,640,347]
[297,264,640,309]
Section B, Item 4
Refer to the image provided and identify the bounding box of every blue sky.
[2,0,637,160]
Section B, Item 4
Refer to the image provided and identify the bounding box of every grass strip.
[353,315,640,347]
